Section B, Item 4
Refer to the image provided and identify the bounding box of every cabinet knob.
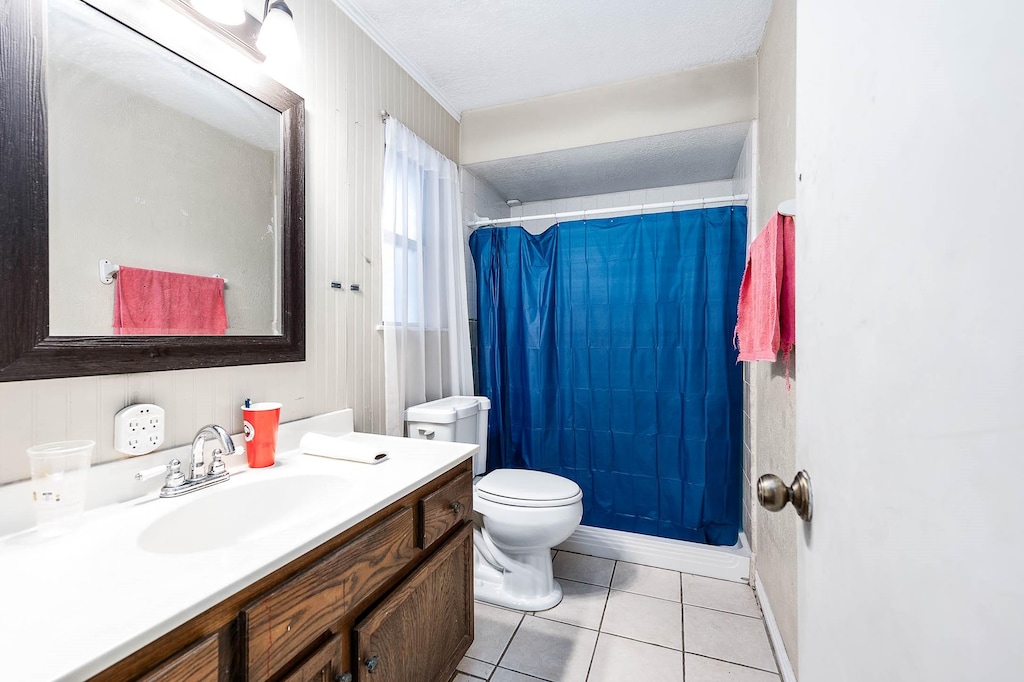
[365,655,380,673]
[450,501,463,514]
[335,674,353,682]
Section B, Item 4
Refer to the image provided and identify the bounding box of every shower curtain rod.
[465,193,749,227]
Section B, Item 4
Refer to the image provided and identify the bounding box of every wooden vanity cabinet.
[354,524,473,682]
[136,634,220,682]
[90,460,473,682]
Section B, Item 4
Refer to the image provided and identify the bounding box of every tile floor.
[451,551,780,682]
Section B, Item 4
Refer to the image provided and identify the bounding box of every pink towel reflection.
[113,266,227,335]
[734,213,795,365]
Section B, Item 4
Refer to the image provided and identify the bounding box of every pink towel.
[113,266,227,335]
[734,213,795,365]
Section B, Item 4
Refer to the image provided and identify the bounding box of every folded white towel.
[299,433,390,464]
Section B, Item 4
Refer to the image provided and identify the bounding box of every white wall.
[460,59,757,165]
[796,0,1024,679]
[461,169,510,391]
[510,179,737,235]
[749,0,799,673]
[0,0,458,484]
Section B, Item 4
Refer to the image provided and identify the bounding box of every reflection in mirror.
[47,0,282,336]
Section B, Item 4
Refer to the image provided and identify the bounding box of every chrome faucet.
[188,424,236,481]
[135,424,237,498]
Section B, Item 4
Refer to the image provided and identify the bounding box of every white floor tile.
[491,668,549,682]
[587,633,683,682]
[450,674,480,682]
[500,615,599,682]
[682,574,761,618]
[457,656,495,679]
[601,590,683,650]
[553,552,615,587]
[611,562,682,602]
[534,579,609,629]
[465,601,524,664]
[683,606,777,673]
[684,654,781,681]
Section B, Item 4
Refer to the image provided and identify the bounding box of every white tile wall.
[512,180,739,235]
[0,0,459,485]
[732,122,757,546]
[748,0,798,672]
[461,169,510,320]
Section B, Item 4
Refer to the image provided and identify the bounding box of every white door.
[795,2,1024,680]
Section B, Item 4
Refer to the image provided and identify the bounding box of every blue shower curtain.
[470,207,746,546]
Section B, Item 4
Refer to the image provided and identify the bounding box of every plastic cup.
[242,402,282,468]
[26,440,93,536]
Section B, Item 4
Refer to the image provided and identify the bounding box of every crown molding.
[329,0,462,121]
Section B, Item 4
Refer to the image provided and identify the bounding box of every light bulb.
[257,1,300,65]
[190,0,246,25]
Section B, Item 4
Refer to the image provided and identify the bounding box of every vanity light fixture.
[190,0,300,63]
[190,0,246,26]
[256,1,300,64]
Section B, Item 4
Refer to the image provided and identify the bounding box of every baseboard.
[754,571,797,682]
[555,525,750,583]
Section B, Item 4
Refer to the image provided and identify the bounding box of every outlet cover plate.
[114,403,166,455]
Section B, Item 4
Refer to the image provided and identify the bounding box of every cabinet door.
[243,507,416,681]
[279,633,350,682]
[354,524,473,682]
[137,633,219,682]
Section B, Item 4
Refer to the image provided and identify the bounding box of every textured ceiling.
[463,122,750,203]
[341,0,772,113]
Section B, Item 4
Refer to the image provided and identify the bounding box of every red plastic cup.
[242,402,282,468]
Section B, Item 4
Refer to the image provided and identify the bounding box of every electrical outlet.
[114,403,165,455]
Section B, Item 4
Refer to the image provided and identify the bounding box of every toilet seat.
[475,469,583,508]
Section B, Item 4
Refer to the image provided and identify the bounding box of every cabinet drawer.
[137,633,219,682]
[243,507,416,682]
[355,524,474,682]
[419,471,472,549]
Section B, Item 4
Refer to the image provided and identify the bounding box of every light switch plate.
[114,403,166,455]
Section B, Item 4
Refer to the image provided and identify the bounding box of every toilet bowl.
[473,468,583,610]
[405,396,584,611]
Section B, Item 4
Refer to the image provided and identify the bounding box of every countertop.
[0,409,476,681]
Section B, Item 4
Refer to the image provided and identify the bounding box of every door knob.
[757,470,813,522]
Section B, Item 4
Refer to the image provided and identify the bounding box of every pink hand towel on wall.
[113,266,227,335]
[734,213,795,363]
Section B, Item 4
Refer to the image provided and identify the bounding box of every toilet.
[405,396,583,611]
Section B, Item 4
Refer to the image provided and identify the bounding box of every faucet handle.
[208,449,227,476]
[165,459,186,488]
[135,459,186,488]
[135,463,168,482]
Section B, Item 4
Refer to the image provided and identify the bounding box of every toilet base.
[473,542,564,611]
[474,575,563,612]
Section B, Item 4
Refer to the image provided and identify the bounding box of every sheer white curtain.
[380,118,474,436]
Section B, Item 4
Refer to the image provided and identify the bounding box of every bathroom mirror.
[0,0,305,380]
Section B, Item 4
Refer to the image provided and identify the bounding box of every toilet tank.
[405,396,490,475]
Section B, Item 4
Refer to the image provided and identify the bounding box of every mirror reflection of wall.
[46,0,282,337]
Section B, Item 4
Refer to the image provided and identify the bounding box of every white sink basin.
[137,475,350,554]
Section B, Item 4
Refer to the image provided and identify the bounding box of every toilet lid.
[475,469,583,508]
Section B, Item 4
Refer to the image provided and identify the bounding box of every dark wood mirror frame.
[0,0,305,382]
